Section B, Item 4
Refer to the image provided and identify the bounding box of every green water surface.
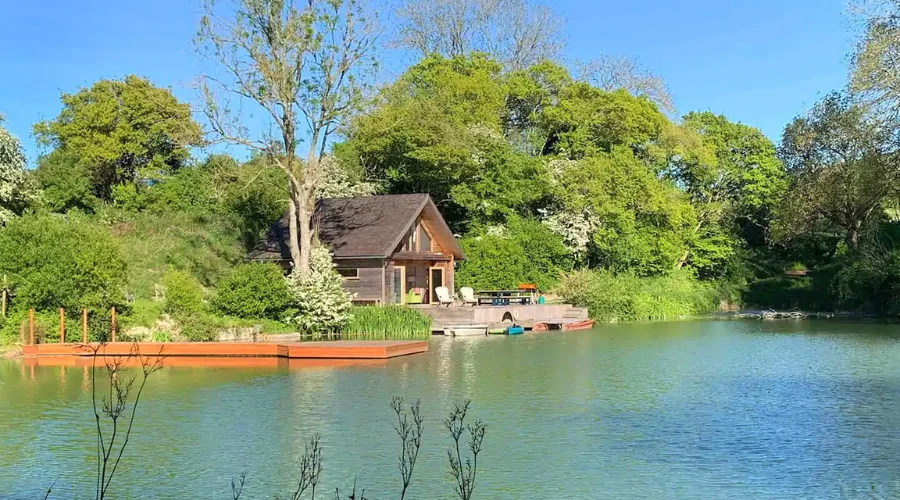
[2,320,900,498]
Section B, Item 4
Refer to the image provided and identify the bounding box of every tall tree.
[777,92,900,249]
[668,112,786,269]
[340,54,551,231]
[33,76,201,202]
[395,0,562,71]
[577,55,675,114]
[0,115,38,224]
[196,0,380,274]
[851,0,900,116]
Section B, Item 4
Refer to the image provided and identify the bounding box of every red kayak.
[562,319,595,331]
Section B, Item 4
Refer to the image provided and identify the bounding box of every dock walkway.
[22,340,428,360]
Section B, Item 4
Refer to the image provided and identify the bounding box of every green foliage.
[833,247,900,314]
[212,263,294,320]
[34,150,99,213]
[163,270,204,317]
[342,54,551,231]
[110,209,244,300]
[0,214,128,313]
[776,92,900,248]
[456,217,572,290]
[285,247,353,336]
[0,116,39,224]
[342,306,432,340]
[548,149,696,274]
[33,75,202,202]
[176,313,220,342]
[556,269,717,323]
[150,330,171,342]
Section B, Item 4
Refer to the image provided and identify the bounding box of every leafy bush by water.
[163,270,204,317]
[556,269,717,323]
[343,306,432,340]
[212,263,294,320]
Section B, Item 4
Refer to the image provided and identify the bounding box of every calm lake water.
[2,320,900,499]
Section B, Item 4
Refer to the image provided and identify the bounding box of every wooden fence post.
[59,308,65,344]
[28,309,34,345]
[110,307,117,343]
[82,308,88,343]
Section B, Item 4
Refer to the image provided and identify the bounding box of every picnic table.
[476,289,535,306]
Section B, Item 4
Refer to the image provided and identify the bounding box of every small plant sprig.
[392,396,424,500]
[444,400,486,500]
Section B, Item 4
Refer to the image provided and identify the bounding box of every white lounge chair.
[460,287,478,307]
[435,286,454,307]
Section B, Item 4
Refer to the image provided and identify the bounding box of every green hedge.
[342,306,432,340]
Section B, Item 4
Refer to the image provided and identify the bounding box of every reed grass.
[341,306,432,340]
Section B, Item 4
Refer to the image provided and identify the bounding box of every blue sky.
[0,0,851,165]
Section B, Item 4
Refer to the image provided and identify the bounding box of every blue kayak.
[506,325,525,335]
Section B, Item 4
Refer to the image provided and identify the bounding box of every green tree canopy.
[666,112,786,271]
[34,75,201,203]
[341,54,552,231]
[776,92,900,249]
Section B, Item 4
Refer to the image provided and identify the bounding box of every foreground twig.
[391,396,423,500]
[444,400,486,500]
[291,434,324,500]
[85,342,164,500]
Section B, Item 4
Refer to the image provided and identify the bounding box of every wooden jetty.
[22,340,428,360]
[415,303,588,332]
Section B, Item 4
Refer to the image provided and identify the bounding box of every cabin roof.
[248,194,465,262]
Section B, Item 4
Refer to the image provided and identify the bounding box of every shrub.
[176,313,220,342]
[211,263,294,320]
[0,214,128,314]
[285,247,352,336]
[343,306,432,340]
[556,269,716,323]
[456,217,573,291]
[163,270,204,317]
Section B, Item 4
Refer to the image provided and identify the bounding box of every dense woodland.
[4,0,900,341]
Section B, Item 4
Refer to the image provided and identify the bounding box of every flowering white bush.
[285,246,353,336]
[541,208,599,262]
[0,117,38,224]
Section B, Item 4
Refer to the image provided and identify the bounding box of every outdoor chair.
[435,286,455,307]
[460,287,478,307]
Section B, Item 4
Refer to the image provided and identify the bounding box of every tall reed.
[342,306,432,340]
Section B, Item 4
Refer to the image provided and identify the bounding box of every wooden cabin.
[248,194,465,305]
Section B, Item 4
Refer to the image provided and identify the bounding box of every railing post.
[110,307,117,343]
[28,309,34,345]
[82,308,88,343]
[59,308,65,344]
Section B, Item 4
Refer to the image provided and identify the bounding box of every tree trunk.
[297,197,313,275]
[675,249,690,270]
[847,225,860,249]
[287,194,302,270]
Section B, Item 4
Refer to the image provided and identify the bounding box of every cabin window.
[418,224,432,252]
[407,227,417,251]
[337,268,359,279]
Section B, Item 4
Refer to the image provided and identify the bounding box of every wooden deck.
[22,340,428,360]
[412,303,589,331]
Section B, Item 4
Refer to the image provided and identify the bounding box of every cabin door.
[429,267,445,303]
[392,266,406,304]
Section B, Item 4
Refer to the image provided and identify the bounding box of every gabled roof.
[248,194,465,262]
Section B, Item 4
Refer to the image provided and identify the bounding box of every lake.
[2,320,900,498]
